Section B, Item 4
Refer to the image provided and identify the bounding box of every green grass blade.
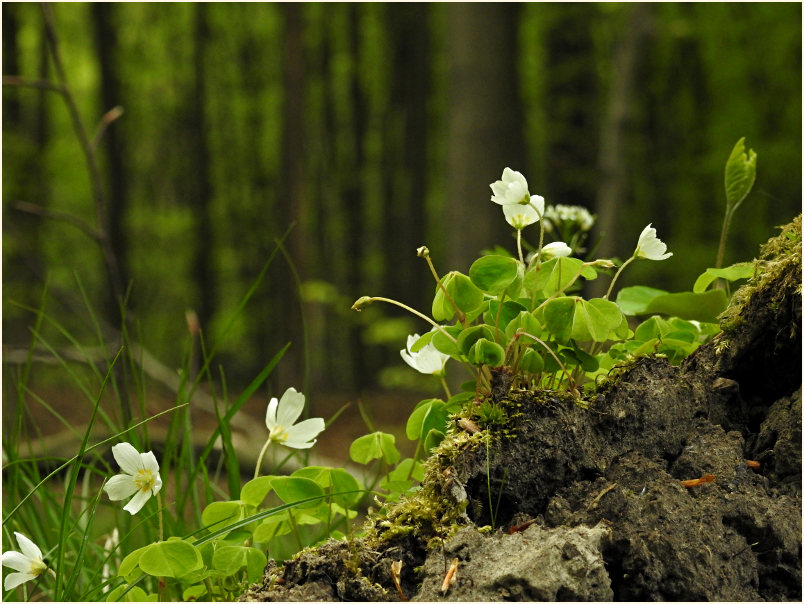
[55,346,123,598]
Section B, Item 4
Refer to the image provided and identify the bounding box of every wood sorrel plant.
[354,141,757,454]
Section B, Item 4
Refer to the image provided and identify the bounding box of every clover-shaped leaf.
[469,255,520,293]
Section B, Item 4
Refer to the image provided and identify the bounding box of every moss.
[720,214,802,332]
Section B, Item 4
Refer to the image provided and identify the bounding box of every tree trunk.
[381,4,430,313]
[90,2,130,321]
[445,3,527,273]
[589,4,653,297]
[188,4,216,334]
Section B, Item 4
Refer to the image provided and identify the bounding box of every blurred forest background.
[3,3,802,419]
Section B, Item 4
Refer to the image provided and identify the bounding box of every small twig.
[12,201,101,242]
[587,482,618,511]
[745,459,760,470]
[91,105,125,151]
[2,74,65,94]
[41,2,124,307]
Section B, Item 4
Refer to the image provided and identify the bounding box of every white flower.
[634,223,673,261]
[265,387,325,449]
[503,194,544,230]
[2,532,48,590]
[400,328,450,376]
[490,168,531,206]
[541,241,572,258]
[103,443,162,515]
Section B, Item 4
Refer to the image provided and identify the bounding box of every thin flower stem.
[516,229,524,264]
[421,252,466,325]
[533,262,594,313]
[604,256,635,300]
[533,202,546,270]
[360,297,458,343]
[517,330,577,394]
[156,492,164,542]
[440,375,453,399]
[254,439,272,480]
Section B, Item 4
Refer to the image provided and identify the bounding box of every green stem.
[440,375,453,399]
[604,256,635,301]
[254,439,271,480]
[156,492,164,542]
[518,330,577,395]
[421,252,466,326]
[715,208,734,270]
[358,297,458,342]
[533,262,595,314]
[516,229,524,264]
[287,510,304,551]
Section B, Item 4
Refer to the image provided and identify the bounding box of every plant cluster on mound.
[239,141,801,601]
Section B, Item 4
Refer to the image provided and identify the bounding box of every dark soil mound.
[242,217,801,602]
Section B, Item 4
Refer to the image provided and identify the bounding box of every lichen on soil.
[241,217,802,602]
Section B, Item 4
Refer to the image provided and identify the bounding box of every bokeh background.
[3,3,801,442]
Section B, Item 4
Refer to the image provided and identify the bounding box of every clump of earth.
[242,217,801,602]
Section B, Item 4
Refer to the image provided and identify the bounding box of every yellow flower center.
[134,469,155,493]
[269,426,289,444]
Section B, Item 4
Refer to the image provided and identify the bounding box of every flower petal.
[275,387,305,427]
[265,397,279,430]
[4,571,34,590]
[151,471,163,496]
[104,474,139,501]
[140,451,160,475]
[2,551,33,573]
[13,533,42,562]
[284,418,325,446]
[111,443,143,475]
[122,489,151,515]
[400,349,420,372]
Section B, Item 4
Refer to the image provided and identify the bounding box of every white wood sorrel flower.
[503,194,545,230]
[634,223,673,261]
[2,532,48,590]
[541,241,573,258]
[265,387,325,449]
[103,443,162,515]
[490,167,532,206]
[401,329,450,376]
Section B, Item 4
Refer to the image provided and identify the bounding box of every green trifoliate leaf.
[201,501,244,534]
[692,262,755,293]
[349,432,401,465]
[240,476,274,507]
[469,255,520,293]
[423,428,445,453]
[212,546,267,581]
[525,257,597,298]
[644,289,728,323]
[457,325,496,356]
[518,348,544,374]
[724,137,757,210]
[446,271,485,313]
[270,476,325,509]
[505,310,542,343]
[615,285,668,316]
[468,338,505,367]
[431,325,462,357]
[542,297,624,343]
[406,399,449,441]
[433,271,484,321]
[139,540,203,579]
[291,466,362,508]
[483,300,528,331]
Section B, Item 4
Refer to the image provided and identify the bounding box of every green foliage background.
[3,2,801,398]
